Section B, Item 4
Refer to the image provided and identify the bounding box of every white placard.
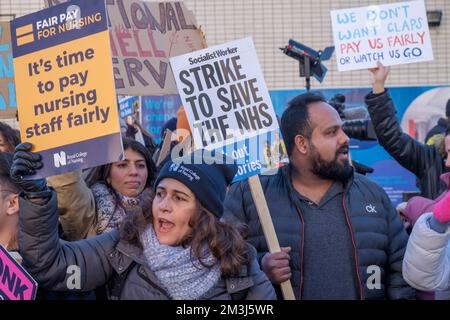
[170,37,279,150]
[331,0,433,71]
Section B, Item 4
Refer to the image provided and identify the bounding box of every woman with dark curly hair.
[46,138,157,241]
[12,148,275,300]
[0,121,20,153]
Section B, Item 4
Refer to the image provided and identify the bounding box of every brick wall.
[2,0,449,89]
[185,0,450,89]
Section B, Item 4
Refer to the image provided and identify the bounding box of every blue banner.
[141,94,181,143]
[270,86,448,206]
[139,85,449,205]
[11,0,107,58]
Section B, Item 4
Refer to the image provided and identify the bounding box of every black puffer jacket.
[365,90,446,199]
[223,165,415,300]
[19,192,276,300]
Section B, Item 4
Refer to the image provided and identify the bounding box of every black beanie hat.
[154,150,238,218]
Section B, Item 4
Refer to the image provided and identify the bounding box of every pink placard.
[0,245,37,300]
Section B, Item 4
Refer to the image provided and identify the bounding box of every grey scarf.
[140,225,221,300]
[91,182,143,234]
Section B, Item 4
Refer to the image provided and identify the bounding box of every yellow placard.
[14,30,119,151]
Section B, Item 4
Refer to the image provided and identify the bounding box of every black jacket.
[18,192,276,300]
[365,90,447,200]
[223,165,415,300]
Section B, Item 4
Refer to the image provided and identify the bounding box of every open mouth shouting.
[157,217,175,233]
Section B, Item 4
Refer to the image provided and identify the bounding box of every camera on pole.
[279,39,334,91]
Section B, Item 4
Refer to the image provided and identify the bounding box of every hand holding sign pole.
[170,37,294,300]
[248,175,295,300]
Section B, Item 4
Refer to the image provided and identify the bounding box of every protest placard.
[45,0,206,96]
[331,0,433,71]
[0,245,37,300]
[11,0,123,178]
[170,38,294,299]
[141,94,181,143]
[0,22,16,119]
[170,37,288,180]
[170,38,280,150]
[118,95,138,119]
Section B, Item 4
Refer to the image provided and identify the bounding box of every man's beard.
[310,143,353,181]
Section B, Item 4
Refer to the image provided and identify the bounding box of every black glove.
[10,142,51,199]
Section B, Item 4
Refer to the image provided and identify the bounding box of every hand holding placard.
[249,176,295,300]
[368,61,391,94]
[10,142,51,199]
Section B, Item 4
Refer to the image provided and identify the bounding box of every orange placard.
[11,0,123,178]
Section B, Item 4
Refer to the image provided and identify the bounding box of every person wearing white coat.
[403,189,450,294]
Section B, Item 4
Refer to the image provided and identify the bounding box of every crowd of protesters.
[1,63,450,300]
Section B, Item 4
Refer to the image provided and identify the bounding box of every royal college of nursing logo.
[53,151,67,168]
[169,163,180,172]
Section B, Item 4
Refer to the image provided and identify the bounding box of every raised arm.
[12,143,116,292]
[366,62,440,179]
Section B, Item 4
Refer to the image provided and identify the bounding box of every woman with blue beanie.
[12,147,275,300]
